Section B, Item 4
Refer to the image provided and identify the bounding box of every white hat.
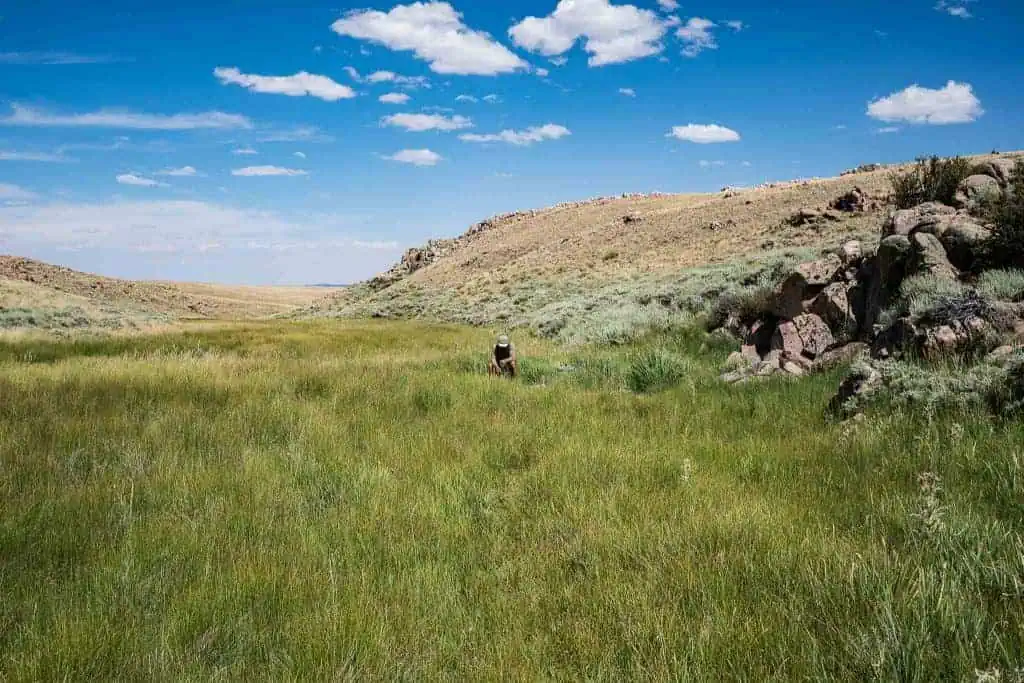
[497,334,510,347]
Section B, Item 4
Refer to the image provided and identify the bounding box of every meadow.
[1,320,1021,681]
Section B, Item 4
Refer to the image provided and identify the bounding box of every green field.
[1,321,1022,680]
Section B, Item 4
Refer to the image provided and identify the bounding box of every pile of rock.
[719,158,1024,384]
[367,238,457,290]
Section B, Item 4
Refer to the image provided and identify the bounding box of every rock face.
[830,187,875,213]
[884,202,956,237]
[940,218,991,271]
[810,283,858,344]
[773,255,843,319]
[975,157,1019,186]
[794,314,834,358]
[911,232,958,280]
[954,174,1000,211]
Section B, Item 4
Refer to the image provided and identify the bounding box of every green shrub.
[626,348,690,393]
[979,159,1024,269]
[889,155,973,209]
[897,274,967,320]
[976,269,1024,302]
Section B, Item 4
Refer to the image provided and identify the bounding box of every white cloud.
[384,149,443,166]
[294,152,307,159]
[0,104,252,130]
[213,67,356,101]
[550,56,569,66]
[698,160,726,168]
[344,66,362,81]
[657,0,679,10]
[677,17,717,57]
[536,67,550,77]
[365,71,431,88]
[0,150,70,162]
[332,3,527,76]
[456,95,479,103]
[232,147,258,155]
[155,166,198,177]
[460,124,571,146]
[257,126,333,143]
[0,51,121,65]
[668,124,741,143]
[867,80,983,124]
[231,166,309,177]
[741,161,752,167]
[935,1,976,18]
[483,94,501,104]
[509,0,667,67]
[619,87,636,97]
[725,20,745,31]
[382,113,472,132]
[116,174,165,187]
[0,183,37,200]
[380,92,412,104]
[875,127,901,134]
[833,124,848,130]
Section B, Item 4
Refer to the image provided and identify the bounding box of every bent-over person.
[489,334,517,378]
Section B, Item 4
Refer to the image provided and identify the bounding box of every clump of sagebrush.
[976,268,1024,302]
[895,274,968,320]
[845,358,1011,416]
[889,155,973,209]
[979,159,1024,269]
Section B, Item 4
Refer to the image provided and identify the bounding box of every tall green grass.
[0,320,1021,680]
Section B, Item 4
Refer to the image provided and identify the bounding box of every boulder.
[953,174,1001,210]
[813,342,870,372]
[830,187,869,213]
[922,325,960,358]
[862,235,912,332]
[771,321,804,357]
[772,254,844,318]
[828,363,883,418]
[810,283,858,344]
[884,202,956,237]
[839,240,863,267]
[741,344,761,363]
[911,232,959,280]
[781,361,806,376]
[725,351,754,370]
[794,313,835,358]
[939,218,992,271]
[975,157,1019,186]
[872,318,919,359]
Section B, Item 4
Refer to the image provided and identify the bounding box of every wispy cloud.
[232,147,258,155]
[460,124,571,146]
[698,159,726,168]
[154,166,199,177]
[0,51,125,65]
[382,113,473,132]
[0,150,72,162]
[875,126,901,134]
[456,95,479,103]
[379,92,411,104]
[231,166,309,177]
[116,173,166,187]
[0,104,253,130]
[619,87,636,97]
[257,126,334,143]
[677,17,717,57]
[0,183,38,200]
[213,67,356,101]
[294,152,307,159]
[384,149,443,166]
[365,71,431,89]
[935,0,976,18]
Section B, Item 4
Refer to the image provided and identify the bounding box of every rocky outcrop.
[954,174,1000,211]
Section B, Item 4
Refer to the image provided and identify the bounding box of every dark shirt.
[494,344,513,362]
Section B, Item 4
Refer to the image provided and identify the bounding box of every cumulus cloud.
[459,124,571,146]
[656,0,679,10]
[379,92,411,104]
[332,3,527,75]
[0,104,253,130]
[677,17,717,57]
[382,113,472,132]
[550,56,569,66]
[536,67,550,77]
[619,87,636,97]
[0,150,70,162]
[668,124,741,143]
[384,149,443,166]
[509,0,667,66]
[0,183,38,200]
[867,81,983,124]
[155,166,198,176]
[344,66,362,81]
[231,166,309,177]
[116,174,165,187]
[213,67,356,101]
[365,70,431,88]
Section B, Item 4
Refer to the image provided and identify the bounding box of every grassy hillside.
[1,320,1021,680]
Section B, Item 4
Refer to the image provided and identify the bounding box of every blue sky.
[1,0,1022,284]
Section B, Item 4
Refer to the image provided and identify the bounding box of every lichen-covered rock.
[793,313,835,358]
[939,218,991,271]
[953,174,1001,210]
[974,157,1019,186]
[813,342,870,372]
[771,321,804,357]
[884,202,956,237]
[773,254,844,318]
[810,282,858,344]
[911,232,959,280]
